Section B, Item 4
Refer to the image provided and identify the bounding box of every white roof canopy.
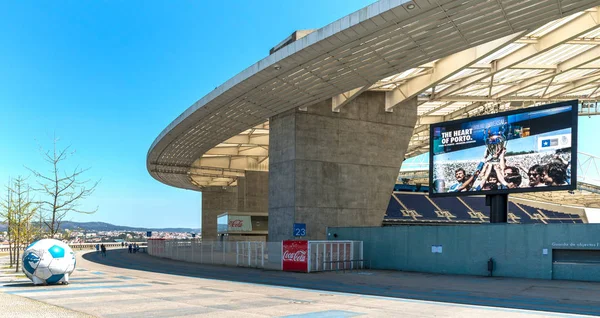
[148,0,600,190]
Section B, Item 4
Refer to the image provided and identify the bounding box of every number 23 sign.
[293,223,306,237]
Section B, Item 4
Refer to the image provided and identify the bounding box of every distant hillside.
[0,221,199,233]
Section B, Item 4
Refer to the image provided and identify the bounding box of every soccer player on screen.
[483,171,499,190]
[553,154,571,185]
[470,162,493,191]
[448,164,486,192]
[518,164,545,187]
[543,161,568,186]
[448,168,471,192]
[494,164,522,189]
[433,179,446,193]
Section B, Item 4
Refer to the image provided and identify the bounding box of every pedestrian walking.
[100,244,106,257]
[95,244,100,254]
[128,243,133,254]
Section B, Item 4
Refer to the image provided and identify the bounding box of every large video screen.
[429,100,577,197]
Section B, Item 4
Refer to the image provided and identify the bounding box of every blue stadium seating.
[385,197,404,219]
[508,202,532,224]
[461,196,489,215]
[385,186,585,224]
[518,203,544,220]
[432,196,472,220]
[400,194,438,219]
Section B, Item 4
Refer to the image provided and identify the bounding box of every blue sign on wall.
[146,231,152,238]
[293,223,306,237]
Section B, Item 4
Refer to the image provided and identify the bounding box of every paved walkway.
[1,248,599,317]
[0,255,92,317]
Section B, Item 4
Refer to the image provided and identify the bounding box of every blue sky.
[0,0,375,229]
[2,1,599,229]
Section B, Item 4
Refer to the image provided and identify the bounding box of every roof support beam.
[588,85,600,98]
[432,71,493,99]
[418,102,455,118]
[516,39,600,45]
[545,73,600,98]
[468,63,600,70]
[384,32,524,111]
[492,72,556,98]
[409,102,486,152]
[492,45,600,98]
[424,96,597,102]
[469,64,559,70]
[558,45,600,72]
[331,86,367,112]
[496,9,600,71]
[434,8,600,99]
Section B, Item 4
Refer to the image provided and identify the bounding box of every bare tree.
[1,177,38,271]
[27,137,99,236]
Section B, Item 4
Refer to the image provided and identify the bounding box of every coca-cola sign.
[282,240,309,272]
[283,250,307,262]
[228,220,244,227]
[227,216,252,232]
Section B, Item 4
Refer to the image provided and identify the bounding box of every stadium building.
[148,0,600,245]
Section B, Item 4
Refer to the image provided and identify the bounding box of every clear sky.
[2,1,600,230]
[0,0,375,229]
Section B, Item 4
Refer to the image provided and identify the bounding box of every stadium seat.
[384,186,585,225]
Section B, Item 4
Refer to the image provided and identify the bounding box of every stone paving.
[1,249,599,317]
[0,256,92,318]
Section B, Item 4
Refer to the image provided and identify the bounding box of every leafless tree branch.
[26,137,99,235]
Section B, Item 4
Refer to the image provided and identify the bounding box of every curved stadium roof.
[148,0,600,192]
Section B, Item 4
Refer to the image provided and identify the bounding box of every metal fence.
[308,240,364,272]
[147,240,283,270]
[147,239,364,272]
[0,242,133,252]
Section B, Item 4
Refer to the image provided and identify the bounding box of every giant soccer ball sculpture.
[22,239,76,285]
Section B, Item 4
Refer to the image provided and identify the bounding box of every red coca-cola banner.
[282,240,308,272]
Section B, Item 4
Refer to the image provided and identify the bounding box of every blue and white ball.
[22,239,76,285]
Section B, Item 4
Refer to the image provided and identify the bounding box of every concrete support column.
[237,171,269,212]
[268,92,418,241]
[201,186,237,241]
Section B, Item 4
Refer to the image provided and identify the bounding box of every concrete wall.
[237,171,269,212]
[328,224,600,282]
[201,171,267,240]
[201,186,237,241]
[269,92,418,241]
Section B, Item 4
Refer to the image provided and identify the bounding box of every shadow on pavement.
[82,249,600,316]
[1,283,35,288]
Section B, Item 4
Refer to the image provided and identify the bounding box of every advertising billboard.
[282,240,308,272]
[429,100,577,197]
[217,215,254,233]
[227,215,253,232]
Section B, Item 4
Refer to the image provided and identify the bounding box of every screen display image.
[429,100,577,197]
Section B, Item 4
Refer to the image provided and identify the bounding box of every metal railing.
[147,240,283,270]
[147,239,365,273]
[236,241,266,268]
[322,259,371,272]
[0,242,135,252]
[308,240,363,273]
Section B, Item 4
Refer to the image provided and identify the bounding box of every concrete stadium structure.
[148,1,600,241]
